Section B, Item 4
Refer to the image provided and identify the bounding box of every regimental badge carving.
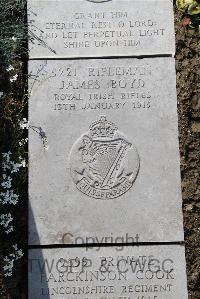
[70,116,140,200]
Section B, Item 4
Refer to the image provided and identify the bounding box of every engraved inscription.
[29,246,188,299]
[29,61,153,114]
[70,116,140,199]
[28,0,175,57]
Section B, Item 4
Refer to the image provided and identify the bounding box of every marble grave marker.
[29,245,188,299]
[28,58,184,245]
[28,0,175,58]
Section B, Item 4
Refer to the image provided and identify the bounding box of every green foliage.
[0,0,28,296]
[0,0,27,66]
[176,0,200,29]
[177,0,200,14]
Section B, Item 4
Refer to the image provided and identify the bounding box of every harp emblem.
[70,116,140,200]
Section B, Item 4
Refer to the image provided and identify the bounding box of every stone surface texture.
[28,0,175,58]
[28,245,188,299]
[28,58,184,245]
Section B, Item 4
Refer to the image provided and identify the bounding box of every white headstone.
[29,245,188,298]
[28,58,184,245]
[28,0,175,58]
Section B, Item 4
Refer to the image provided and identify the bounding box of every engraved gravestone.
[28,0,175,58]
[70,116,140,199]
[28,245,188,299]
[28,58,184,245]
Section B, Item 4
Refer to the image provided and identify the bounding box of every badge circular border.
[70,116,140,200]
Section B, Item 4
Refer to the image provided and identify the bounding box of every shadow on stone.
[28,206,50,299]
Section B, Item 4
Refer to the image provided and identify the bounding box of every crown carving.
[89,116,118,139]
